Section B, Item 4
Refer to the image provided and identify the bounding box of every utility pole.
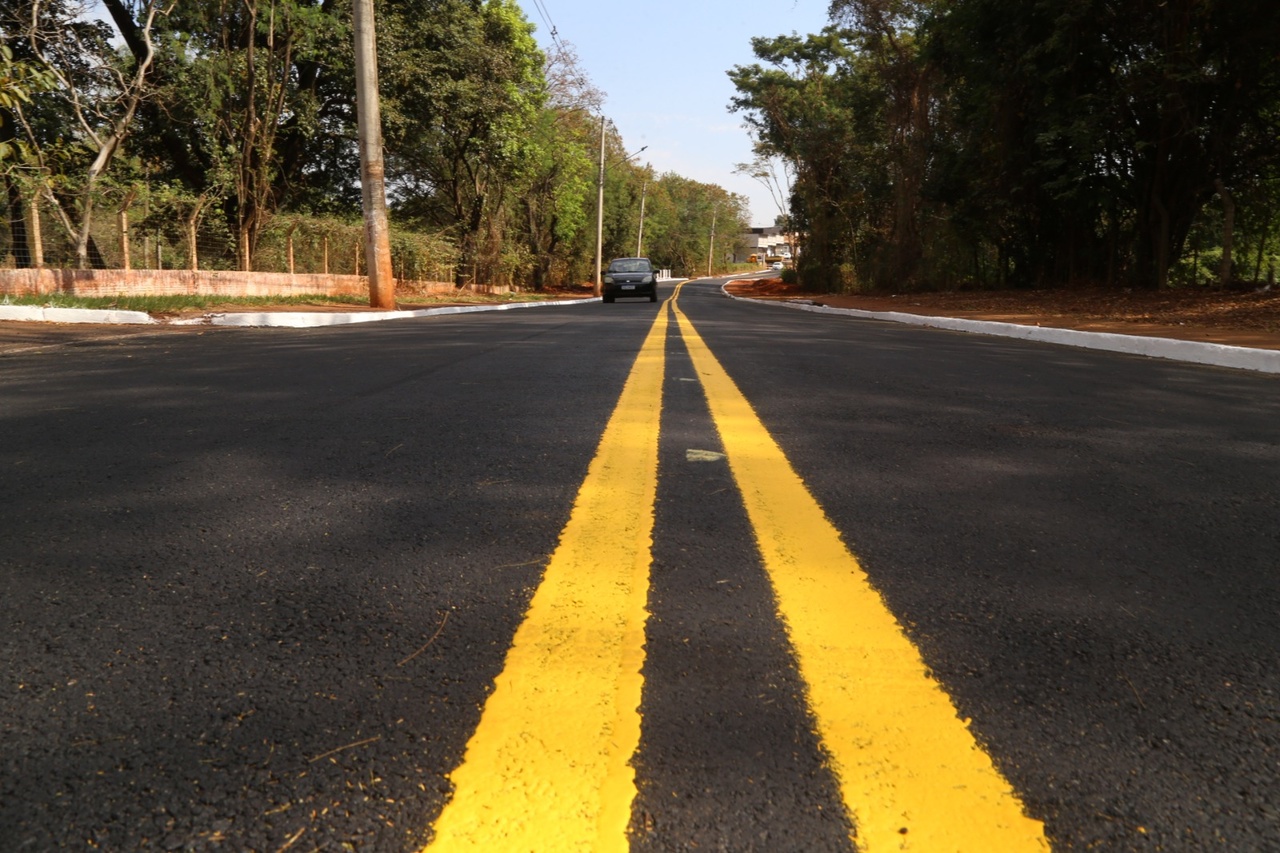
[594,115,606,297]
[707,204,718,277]
[636,173,648,257]
[353,0,395,309]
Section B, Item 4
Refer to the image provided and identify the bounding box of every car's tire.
[603,294,614,303]
[649,292,657,302]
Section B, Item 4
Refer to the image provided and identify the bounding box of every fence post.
[323,235,329,274]
[119,208,130,270]
[287,222,298,275]
[28,188,44,269]
[187,219,198,271]
[118,188,136,271]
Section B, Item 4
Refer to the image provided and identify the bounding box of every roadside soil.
[725,278,1280,352]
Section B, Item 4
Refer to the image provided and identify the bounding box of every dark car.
[603,257,659,303]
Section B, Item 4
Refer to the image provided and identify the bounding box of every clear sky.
[525,0,832,228]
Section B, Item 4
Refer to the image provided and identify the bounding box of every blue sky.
[525,0,832,227]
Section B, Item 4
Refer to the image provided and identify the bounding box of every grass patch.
[1,293,369,312]
[1,289,583,313]
[396,290,585,305]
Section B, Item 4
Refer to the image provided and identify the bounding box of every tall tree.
[9,0,167,268]
[514,41,601,289]
[381,0,544,287]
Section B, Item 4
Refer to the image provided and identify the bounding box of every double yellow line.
[426,287,1048,852]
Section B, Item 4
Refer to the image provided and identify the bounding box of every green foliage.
[637,172,749,277]
[1,293,369,311]
[381,0,546,285]
[2,0,745,287]
[732,0,1280,291]
[0,45,56,163]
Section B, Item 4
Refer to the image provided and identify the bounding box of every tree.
[0,43,55,267]
[514,41,601,289]
[138,0,353,270]
[730,28,893,290]
[381,0,545,287]
[9,0,168,269]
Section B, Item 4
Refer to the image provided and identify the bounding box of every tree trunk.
[4,173,31,269]
[1216,179,1234,288]
[1253,205,1272,284]
[28,190,43,269]
[188,216,199,271]
[119,208,131,271]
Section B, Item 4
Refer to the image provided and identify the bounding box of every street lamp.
[636,170,648,258]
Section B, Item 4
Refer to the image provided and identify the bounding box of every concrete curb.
[208,297,600,327]
[721,286,1280,375]
[0,297,599,329]
[0,305,157,325]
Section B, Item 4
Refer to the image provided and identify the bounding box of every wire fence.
[1,186,459,285]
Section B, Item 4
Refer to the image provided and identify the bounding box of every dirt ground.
[725,278,1280,352]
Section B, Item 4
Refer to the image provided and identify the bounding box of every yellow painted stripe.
[425,304,669,852]
[671,294,1048,853]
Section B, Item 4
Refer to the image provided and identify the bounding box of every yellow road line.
[671,293,1048,852]
[425,305,669,852]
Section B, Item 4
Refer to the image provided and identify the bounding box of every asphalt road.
[2,278,1278,851]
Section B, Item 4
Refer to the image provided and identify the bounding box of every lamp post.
[636,171,648,257]
[594,115,606,297]
[707,203,718,278]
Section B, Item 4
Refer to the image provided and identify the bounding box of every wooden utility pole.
[594,115,606,297]
[353,0,395,309]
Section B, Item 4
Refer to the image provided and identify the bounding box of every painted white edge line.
[720,284,1280,375]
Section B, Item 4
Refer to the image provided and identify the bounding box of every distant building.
[736,226,794,264]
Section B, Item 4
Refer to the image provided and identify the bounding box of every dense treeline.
[731,0,1280,292]
[0,0,747,286]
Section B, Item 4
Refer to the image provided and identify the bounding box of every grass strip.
[1,291,583,313]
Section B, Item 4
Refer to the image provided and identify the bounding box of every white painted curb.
[208,297,600,327]
[722,286,1280,375]
[0,297,598,329]
[0,305,156,325]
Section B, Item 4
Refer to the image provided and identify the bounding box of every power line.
[528,0,564,52]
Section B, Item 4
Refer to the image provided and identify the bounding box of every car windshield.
[608,259,649,273]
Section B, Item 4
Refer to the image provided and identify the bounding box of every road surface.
[2,278,1278,851]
